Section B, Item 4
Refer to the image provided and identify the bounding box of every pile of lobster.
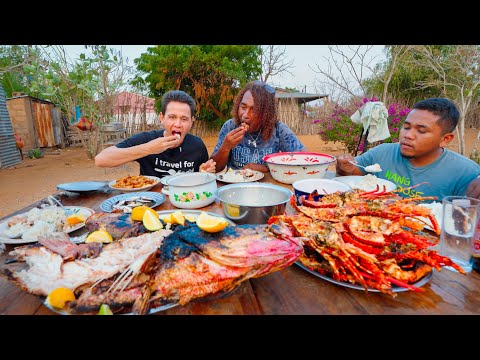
[268,185,465,297]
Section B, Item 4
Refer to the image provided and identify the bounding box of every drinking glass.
[439,196,480,273]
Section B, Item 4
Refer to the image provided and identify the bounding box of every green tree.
[364,45,480,157]
[132,45,262,126]
[0,45,38,97]
[409,45,480,156]
[363,45,446,104]
[24,45,132,159]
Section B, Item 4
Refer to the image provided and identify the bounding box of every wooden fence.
[98,100,480,141]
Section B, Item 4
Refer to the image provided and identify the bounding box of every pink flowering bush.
[312,97,410,155]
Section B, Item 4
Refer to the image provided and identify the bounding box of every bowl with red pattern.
[262,152,336,184]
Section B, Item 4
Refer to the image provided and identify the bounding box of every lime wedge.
[98,304,113,315]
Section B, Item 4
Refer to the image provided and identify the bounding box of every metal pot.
[161,172,217,209]
[216,183,292,224]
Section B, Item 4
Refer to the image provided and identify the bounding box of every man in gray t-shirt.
[336,98,480,201]
[211,81,305,172]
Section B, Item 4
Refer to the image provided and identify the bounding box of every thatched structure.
[275,89,328,135]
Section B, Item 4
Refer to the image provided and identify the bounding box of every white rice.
[218,168,256,182]
[364,163,381,172]
[2,205,67,240]
[355,174,384,191]
[417,201,443,230]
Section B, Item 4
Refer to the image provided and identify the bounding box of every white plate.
[108,175,161,192]
[156,210,235,226]
[334,175,396,192]
[295,261,432,293]
[100,192,166,213]
[0,206,94,244]
[216,169,264,183]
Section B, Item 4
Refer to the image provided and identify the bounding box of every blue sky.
[62,45,386,94]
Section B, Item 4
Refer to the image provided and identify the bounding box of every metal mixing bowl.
[216,183,292,224]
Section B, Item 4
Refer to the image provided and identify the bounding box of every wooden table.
[1,173,479,315]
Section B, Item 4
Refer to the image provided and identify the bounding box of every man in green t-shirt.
[336,98,480,200]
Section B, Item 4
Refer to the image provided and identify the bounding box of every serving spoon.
[348,160,382,173]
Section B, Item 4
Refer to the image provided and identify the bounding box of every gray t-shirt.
[213,120,306,169]
[355,143,480,200]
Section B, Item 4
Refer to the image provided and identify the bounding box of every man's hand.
[336,154,361,176]
[147,135,181,153]
[466,177,480,199]
[199,159,216,173]
[223,124,249,150]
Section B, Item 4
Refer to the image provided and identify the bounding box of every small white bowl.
[161,172,217,209]
[263,152,336,184]
[292,178,351,204]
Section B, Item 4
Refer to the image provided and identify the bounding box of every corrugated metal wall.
[51,107,64,146]
[32,101,55,147]
[0,85,21,168]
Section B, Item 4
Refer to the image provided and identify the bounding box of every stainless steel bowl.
[216,183,292,224]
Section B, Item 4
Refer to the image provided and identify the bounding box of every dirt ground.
[1,131,477,219]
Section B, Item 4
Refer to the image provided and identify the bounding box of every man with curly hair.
[211,81,306,173]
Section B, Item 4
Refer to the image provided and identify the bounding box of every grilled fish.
[135,223,303,313]
[85,211,147,240]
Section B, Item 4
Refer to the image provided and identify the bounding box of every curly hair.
[231,81,277,141]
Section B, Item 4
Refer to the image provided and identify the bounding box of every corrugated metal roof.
[7,94,54,104]
[0,85,21,168]
[275,91,328,103]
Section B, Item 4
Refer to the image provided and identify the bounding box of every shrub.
[470,150,480,165]
[313,97,410,155]
[28,148,44,159]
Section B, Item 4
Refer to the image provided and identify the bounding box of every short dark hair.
[412,98,459,134]
[161,90,195,117]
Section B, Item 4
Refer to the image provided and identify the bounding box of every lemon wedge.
[171,210,185,226]
[131,205,150,221]
[225,204,240,218]
[66,213,86,226]
[86,230,113,243]
[143,209,163,231]
[162,211,185,225]
[161,213,174,224]
[98,304,113,315]
[196,211,229,233]
[46,287,75,309]
[184,214,196,222]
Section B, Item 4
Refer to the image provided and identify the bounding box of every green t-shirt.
[355,143,480,201]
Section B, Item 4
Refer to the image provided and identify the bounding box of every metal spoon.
[348,160,382,173]
[48,195,72,215]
